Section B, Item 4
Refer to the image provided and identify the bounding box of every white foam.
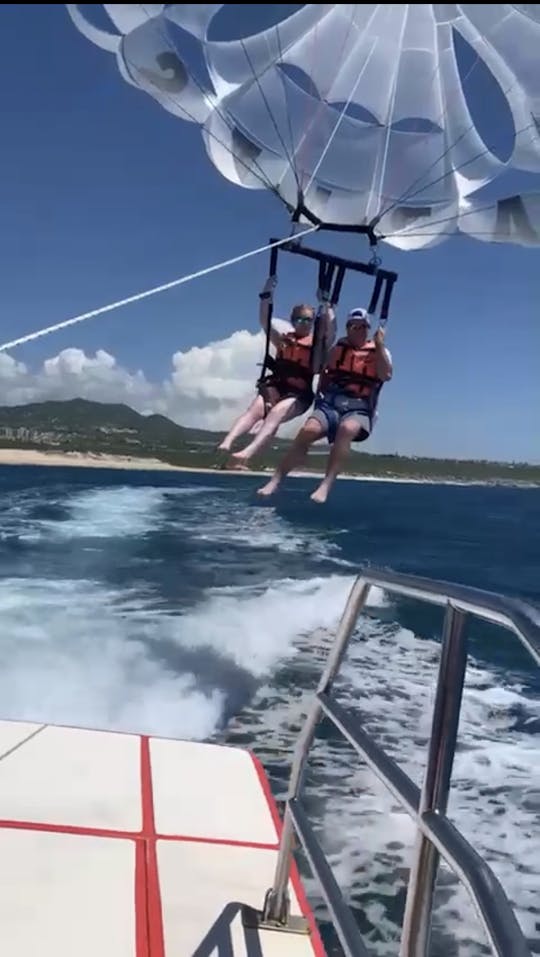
[49,486,172,539]
[3,483,223,543]
[0,570,385,736]
[5,480,351,566]
[177,495,348,562]
[0,577,223,740]
[172,574,386,677]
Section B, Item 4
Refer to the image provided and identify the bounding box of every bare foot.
[226,457,249,471]
[228,451,251,470]
[257,476,281,497]
[310,485,329,504]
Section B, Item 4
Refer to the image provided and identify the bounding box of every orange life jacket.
[321,339,383,400]
[269,333,314,392]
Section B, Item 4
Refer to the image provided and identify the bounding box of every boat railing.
[247,568,540,957]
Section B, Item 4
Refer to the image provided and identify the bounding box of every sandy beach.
[0,446,438,483]
[0,447,528,488]
[0,447,354,480]
[0,448,197,473]
[0,447,337,479]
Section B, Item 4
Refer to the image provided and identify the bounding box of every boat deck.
[0,719,324,956]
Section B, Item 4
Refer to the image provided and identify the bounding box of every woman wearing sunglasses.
[217,276,335,468]
[257,308,393,502]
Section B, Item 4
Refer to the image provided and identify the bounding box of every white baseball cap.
[347,307,370,325]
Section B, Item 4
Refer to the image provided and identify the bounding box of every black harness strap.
[367,271,397,326]
[311,258,345,375]
[257,245,279,384]
[380,273,397,323]
[331,264,347,306]
[367,273,384,316]
[318,259,334,299]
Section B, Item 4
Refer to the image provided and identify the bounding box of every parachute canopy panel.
[67,4,540,249]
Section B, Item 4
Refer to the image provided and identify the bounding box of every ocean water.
[0,463,538,956]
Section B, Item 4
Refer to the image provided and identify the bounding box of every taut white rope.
[0,226,318,354]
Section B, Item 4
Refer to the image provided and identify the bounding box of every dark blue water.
[1,463,539,955]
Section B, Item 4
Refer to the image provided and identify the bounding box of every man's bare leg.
[217,395,265,452]
[310,418,362,503]
[231,397,303,464]
[257,419,325,496]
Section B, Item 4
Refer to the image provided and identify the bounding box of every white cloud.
[0,325,304,435]
[163,329,265,427]
[0,348,157,412]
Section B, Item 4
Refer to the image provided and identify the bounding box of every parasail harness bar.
[291,199,384,248]
[272,239,399,321]
[257,238,398,398]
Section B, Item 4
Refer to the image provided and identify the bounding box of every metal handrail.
[258,569,540,956]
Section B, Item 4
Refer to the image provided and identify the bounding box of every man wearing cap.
[257,308,393,503]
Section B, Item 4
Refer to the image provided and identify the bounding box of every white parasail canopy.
[66,4,540,251]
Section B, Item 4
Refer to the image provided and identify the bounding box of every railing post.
[399,603,468,957]
[261,578,372,926]
[244,569,539,953]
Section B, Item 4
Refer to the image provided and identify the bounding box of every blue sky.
[0,4,538,462]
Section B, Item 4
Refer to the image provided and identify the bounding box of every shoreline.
[0,448,537,489]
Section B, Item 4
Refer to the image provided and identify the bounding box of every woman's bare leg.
[257,418,325,496]
[231,396,306,464]
[217,394,265,452]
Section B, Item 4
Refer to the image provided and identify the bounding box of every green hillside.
[0,398,221,452]
[0,398,538,485]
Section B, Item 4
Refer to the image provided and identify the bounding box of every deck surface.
[0,720,324,956]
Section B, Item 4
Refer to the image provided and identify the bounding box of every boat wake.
[0,475,538,956]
